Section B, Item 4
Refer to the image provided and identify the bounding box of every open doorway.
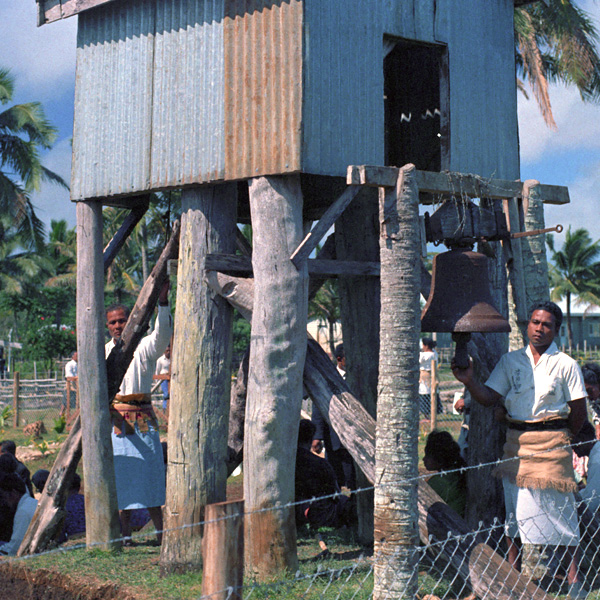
[384,39,449,171]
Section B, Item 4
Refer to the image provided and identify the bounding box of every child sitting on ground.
[423,430,467,518]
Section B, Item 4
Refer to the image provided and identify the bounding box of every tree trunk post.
[12,371,19,428]
[244,175,307,578]
[76,200,121,550]
[374,164,421,599]
[201,500,244,600]
[160,185,237,573]
[335,187,380,545]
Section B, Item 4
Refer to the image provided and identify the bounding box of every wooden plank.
[346,166,570,205]
[38,0,118,24]
[103,202,149,272]
[205,254,380,277]
[201,500,244,600]
[290,185,362,267]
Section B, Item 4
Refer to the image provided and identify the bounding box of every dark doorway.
[384,39,448,171]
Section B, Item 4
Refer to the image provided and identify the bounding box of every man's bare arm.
[451,360,502,407]
[567,397,587,436]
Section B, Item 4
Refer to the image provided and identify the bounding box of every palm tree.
[0,68,68,249]
[547,227,600,348]
[515,0,600,128]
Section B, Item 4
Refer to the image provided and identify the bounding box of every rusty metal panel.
[71,0,156,201]
[301,0,383,177]
[223,0,303,180]
[150,0,226,188]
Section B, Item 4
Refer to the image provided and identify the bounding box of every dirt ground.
[0,563,138,600]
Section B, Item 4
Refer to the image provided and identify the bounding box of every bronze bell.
[421,248,510,367]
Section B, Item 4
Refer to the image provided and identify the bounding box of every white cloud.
[0,3,77,99]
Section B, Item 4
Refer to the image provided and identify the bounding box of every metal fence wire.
[8,436,600,600]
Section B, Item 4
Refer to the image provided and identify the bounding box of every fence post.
[430,359,438,431]
[12,371,19,428]
[66,381,71,423]
[201,500,244,600]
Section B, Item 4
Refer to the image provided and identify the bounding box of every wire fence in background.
[7,438,600,599]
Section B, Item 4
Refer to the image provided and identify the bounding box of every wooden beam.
[205,254,380,277]
[290,185,362,267]
[347,166,570,205]
[103,202,149,273]
[38,0,118,25]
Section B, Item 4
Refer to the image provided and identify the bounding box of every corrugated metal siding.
[150,0,225,187]
[223,0,303,180]
[440,0,520,180]
[302,0,383,177]
[382,0,438,42]
[72,0,156,201]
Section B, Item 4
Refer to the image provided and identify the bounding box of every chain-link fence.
[8,436,600,599]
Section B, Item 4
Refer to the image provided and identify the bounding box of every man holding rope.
[452,301,587,598]
[105,282,171,545]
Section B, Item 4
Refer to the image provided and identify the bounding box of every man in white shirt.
[0,472,37,555]
[105,282,171,544]
[65,351,78,381]
[452,301,587,598]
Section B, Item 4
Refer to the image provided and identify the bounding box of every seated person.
[0,454,20,543]
[0,472,37,555]
[62,474,86,539]
[423,430,467,518]
[31,469,50,497]
[295,419,355,529]
[0,440,33,497]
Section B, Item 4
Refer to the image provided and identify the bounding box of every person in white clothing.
[105,282,171,544]
[0,472,38,555]
[65,351,78,381]
[452,301,588,598]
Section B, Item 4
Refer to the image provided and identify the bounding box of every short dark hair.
[32,469,50,493]
[0,453,18,474]
[583,367,599,386]
[422,337,436,349]
[334,344,344,360]
[0,440,16,456]
[298,419,316,446]
[425,430,464,471]
[529,301,563,332]
[584,362,600,382]
[105,304,130,318]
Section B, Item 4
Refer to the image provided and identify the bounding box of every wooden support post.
[201,500,244,600]
[430,358,438,432]
[244,175,307,578]
[76,200,121,550]
[160,185,236,574]
[209,269,550,598]
[374,164,421,600]
[12,372,19,428]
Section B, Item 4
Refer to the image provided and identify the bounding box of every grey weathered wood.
[335,185,380,544]
[201,500,244,600]
[374,164,420,599]
[291,185,362,267]
[346,165,570,205]
[205,253,380,277]
[211,272,545,597]
[37,0,118,25]
[12,372,19,428]
[18,419,82,556]
[227,349,250,477]
[244,175,307,578]
[75,200,121,550]
[160,185,237,574]
[102,203,149,271]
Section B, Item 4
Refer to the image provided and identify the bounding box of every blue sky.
[2,0,600,246]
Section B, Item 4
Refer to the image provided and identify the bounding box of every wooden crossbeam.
[290,185,362,268]
[103,201,149,272]
[205,254,380,277]
[347,165,570,205]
